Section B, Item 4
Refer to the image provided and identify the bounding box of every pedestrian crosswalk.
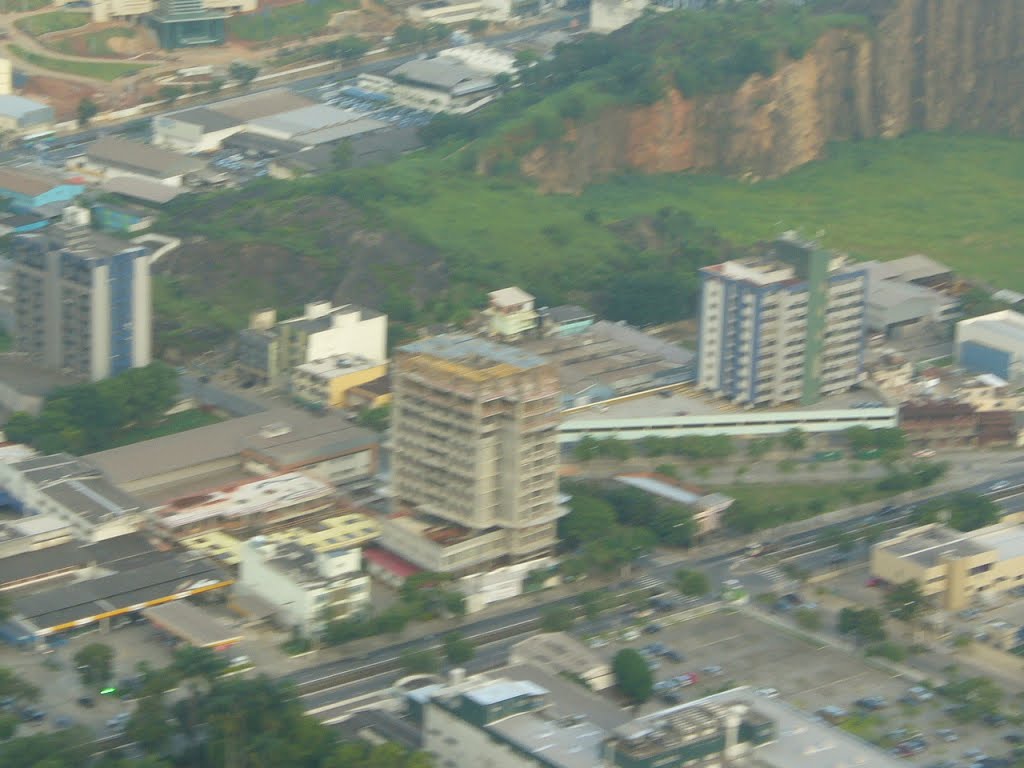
[635,576,666,592]
[751,565,786,584]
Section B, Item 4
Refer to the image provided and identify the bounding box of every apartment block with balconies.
[697,235,866,407]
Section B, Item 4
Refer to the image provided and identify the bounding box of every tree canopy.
[612,649,653,703]
[884,580,926,622]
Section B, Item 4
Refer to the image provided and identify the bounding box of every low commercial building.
[142,600,242,649]
[956,309,1024,384]
[539,305,596,338]
[0,95,53,133]
[0,453,145,542]
[238,302,387,389]
[152,106,244,153]
[457,556,555,613]
[484,286,539,341]
[290,355,388,410]
[378,513,511,574]
[900,399,1017,447]
[0,166,84,214]
[863,260,960,338]
[872,521,1024,611]
[150,472,337,537]
[73,136,205,187]
[411,672,904,768]
[0,515,73,559]
[362,546,421,587]
[509,632,613,691]
[237,537,370,636]
[615,474,731,536]
[10,549,231,641]
[359,56,498,113]
[0,532,154,594]
[85,407,379,496]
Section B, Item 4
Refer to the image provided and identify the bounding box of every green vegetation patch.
[717,481,898,533]
[227,0,358,43]
[14,10,90,36]
[53,27,136,57]
[8,44,149,80]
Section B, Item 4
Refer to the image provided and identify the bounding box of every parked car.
[983,712,1008,727]
[1003,733,1024,745]
[662,649,684,663]
[936,729,959,742]
[701,665,723,676]
[855,696,888,711]
[20,707,45,723]
[816,706,848,724]
[755,688,779,698]
[77,696,95,708]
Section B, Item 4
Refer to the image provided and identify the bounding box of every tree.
[126,694,173,752]
[0,667,39,702]
[558,495,616,548]
[77,97,99,127]
[229,62,260,87]
[334,35,371,61]
[795,607,821,631]
[837,607,886,645]
[884,580,925,622]
[673,568,709,597]
[158,85,185,103]
[442,633,474,666]
[332,139,354,170]
[747,437,774,459]
[612,649,653,703]
[467,18,488,34]
[947,492,999,532]
[399,649,439,674]
[74,643,115,690]
[780,428,806,452]
[540,606,573,633]
[172,646,228,682]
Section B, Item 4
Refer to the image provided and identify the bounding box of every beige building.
[389,334,565,572]
[510,632,613,691]
[871,520,1024,611]
[291,355,387,410]
[484,286,539,341]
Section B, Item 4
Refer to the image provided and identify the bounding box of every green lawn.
[8,44,149,80]
[227,0,357,42]
[53,27,136,57]
[715,481,894,513]
[358,134,1024,298]
[15,10,89,36]
[110,409,224,448]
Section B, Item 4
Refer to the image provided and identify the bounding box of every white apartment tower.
[697,236,867,406]
[391,334,564,567]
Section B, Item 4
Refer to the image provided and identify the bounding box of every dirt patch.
[22,75,101,121]
[46,23,160,59]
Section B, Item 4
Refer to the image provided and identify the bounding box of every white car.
[990,481,1010,492]
[755,687,779,698]
[913,449,936,458]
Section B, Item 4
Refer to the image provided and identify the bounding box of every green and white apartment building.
[697,235,868,407]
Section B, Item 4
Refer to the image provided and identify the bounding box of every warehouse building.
[358,56,498,113]
[73,136,205,187]
[0,95,54,133]
[0,166,84,214]
[955,309,1024,385]
[863,260,960,338]
[84,407,379,497]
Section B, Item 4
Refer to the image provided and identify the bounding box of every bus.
[18,129,55,148]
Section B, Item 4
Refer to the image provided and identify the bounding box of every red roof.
[363,547,421,579]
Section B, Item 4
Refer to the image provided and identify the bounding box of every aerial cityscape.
[0,0,1020,767]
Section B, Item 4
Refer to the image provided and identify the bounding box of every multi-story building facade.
[237,537,370,637]
[389,334,564,571]
[10,207,151,381]
[238,302,387,389]
[697,236,866,406]
[484,286,539,341]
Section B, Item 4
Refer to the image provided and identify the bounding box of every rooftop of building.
[0,165,81,197]
[247,103,384,140]
[389,56,495,94]
[87,136,206,177]
[15,220,149,262]
[152,471,335,531]
[399,333,549,376]
[0,532,156,588]
[85,407,377,486]
[863,261,953,308]
[958,309,1024,343]
[872,253,953,283]
[488,286,534,308]
[163,106,242,132]
[0,94,50,118]
[247,537,358,587]
[363,546,421,579]
[14,551,229,633]
[543,304,594,324]
[878,524,992,567]
[294,117,390,147]
[615,474,733,512]
[294,354,382,380]
[971,523,1024,563]
[621,687,905,768]
[40,474,144,525]
[142,599,241,647]
[208,88,316,122]
[101,175,183,204]
[511,632,608,677]
[0,514,68,542]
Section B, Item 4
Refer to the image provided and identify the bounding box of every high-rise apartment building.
[11,207,151,381]
[389,334,564,570]
[697,236,866,406]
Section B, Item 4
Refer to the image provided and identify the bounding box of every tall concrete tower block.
[0,58,12,97]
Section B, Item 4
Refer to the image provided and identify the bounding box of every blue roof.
[400,334,547,370]
[0,95,50,118]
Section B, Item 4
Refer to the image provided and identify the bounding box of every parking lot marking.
[798,671,869,695]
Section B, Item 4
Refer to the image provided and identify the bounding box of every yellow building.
[291,355,388,409]
[871,519,1024,611]
[181,514,380,567]
[483,286,539,341]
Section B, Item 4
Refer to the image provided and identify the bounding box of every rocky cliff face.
[520,0,1024,192]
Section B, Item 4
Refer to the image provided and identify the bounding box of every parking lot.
[583,609,1024,767]
[317,81,433,129]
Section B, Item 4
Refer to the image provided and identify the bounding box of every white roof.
[615,474,700,505]
[489,286,534,307]
[464,679,548,706]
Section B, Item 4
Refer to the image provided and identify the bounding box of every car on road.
[587,637,609,649]
[662,649,684,663]
[913,449,937,458]
[1003,733,1024,745]
[20,707,45,723]
[643,622,663,635]
[701,665,723,676]
[983,712,1008,727]
[54,715,74,729]
[990,481,1010,492]
[755,688,779,698]
[866,577,886,588]
[936,729,959,742]
[674,672,699,687]
[77,696,95,708]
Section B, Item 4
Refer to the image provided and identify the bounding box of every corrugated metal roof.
[88,136,205,178]
[0,95,51,118]
[463,679,548,706]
